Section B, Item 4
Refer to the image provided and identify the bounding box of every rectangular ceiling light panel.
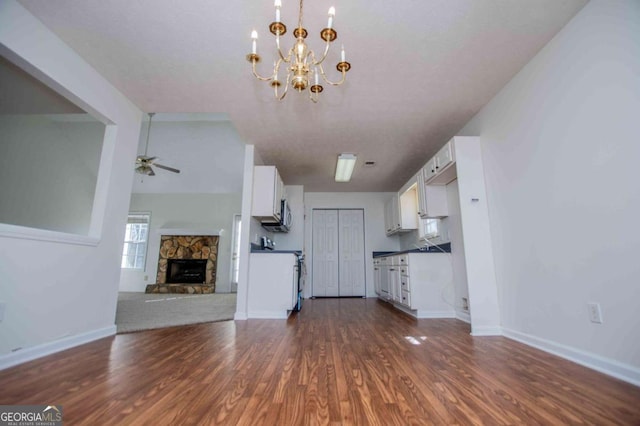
[335,154,357,182]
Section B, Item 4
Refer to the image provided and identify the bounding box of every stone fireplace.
[145,235,219,294]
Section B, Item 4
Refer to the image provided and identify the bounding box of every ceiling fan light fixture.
[135,113,181,176]
[335,153,357,182]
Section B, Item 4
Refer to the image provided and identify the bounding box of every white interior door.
[338,209,365,296]
[312,209,365,297]
[312,209,339,297]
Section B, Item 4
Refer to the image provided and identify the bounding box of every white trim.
[0,223,100,246]
[234,312,248,320]
[455,311,471,323]
[247,310,289,319]
[503,327,640,387]
[156,229,218,236]
[415,309,456,319]
[470,325,503,336]
[392,304,455,319]
[0,326,116,371]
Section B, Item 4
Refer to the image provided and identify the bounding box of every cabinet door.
[417,169,428,218]
[435,141,454,171]
[391,194,401,231]
[274,168,284,219]
[384,197,397,235]
[423,185,449,218]
[388,263,401,303]
[373,261,381,296]
[424,158,437,182]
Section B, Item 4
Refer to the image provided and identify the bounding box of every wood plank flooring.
[1,298,639,425]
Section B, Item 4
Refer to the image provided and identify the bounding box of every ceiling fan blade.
[154,163,181,174]
[147,167,155,176]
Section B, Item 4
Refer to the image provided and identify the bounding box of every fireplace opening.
[166,259,207,284]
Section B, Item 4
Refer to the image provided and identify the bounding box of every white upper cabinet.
[425,138,457,185]
[251,165,284,221]
[416,169,428,218]
[422,185,448,218]
[435,141,454,171]
[385,187,419,235]
[384,194,400,235]
[399,185,419,230]
[424,157,437,182]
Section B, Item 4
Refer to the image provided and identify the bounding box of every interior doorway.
[311,209,365,297]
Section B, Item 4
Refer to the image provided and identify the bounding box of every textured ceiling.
[18,0,587,191]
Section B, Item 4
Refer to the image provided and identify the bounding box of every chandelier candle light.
[247,0,351,102]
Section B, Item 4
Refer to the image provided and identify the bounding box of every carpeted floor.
[115,292,237,334]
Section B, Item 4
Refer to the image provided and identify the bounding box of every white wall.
[234,145,262,320]
[303,192,400,298]
[119,193,242,293]
[445,180,470,321]
[132,117,245,195]
[0,115,104,234]
[459,0,640,376]
[0,1,141,365]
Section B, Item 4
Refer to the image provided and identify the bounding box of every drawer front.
[400,276,410,292]
[401,290,411,307]
[398,255,409,266]
[400,266,409,276]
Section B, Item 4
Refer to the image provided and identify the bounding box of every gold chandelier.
[246,0,351,103]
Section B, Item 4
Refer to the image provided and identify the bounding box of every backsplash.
[398,217,451,252]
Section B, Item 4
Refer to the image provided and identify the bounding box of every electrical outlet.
[588,302,603,324]
[0,302,6,322]
[462,297,469,312]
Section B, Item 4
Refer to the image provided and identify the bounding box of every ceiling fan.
[135,112,181,176]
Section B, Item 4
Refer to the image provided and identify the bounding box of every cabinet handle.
[389,268,396,271]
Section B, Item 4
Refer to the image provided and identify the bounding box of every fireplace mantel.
[156,228,219,236]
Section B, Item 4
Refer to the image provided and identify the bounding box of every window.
[419,217,440,241]
[121,213,150,269]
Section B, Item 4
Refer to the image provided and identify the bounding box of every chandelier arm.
[275,35,288,62]
[312,41,332,66]
[278,72,291,100]
[309,88,319,103]
[251,59,275,81]
[318,64,347,86]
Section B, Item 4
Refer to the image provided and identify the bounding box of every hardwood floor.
[1,298,639,425]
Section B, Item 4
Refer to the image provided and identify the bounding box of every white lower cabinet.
[376,253,453,317]
[248,253,297,318]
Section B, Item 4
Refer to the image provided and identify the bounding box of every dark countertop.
[373,243,451,258]
[250,244,302,255]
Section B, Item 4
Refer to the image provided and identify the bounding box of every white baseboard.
[234,312,248,320]
[455,311,471,323]
[415,309,456,319]
[470,325,503,336]
[392,304,455,319]
[0,325,116,371]
[247,310,288,319]
[502,327,640,387]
